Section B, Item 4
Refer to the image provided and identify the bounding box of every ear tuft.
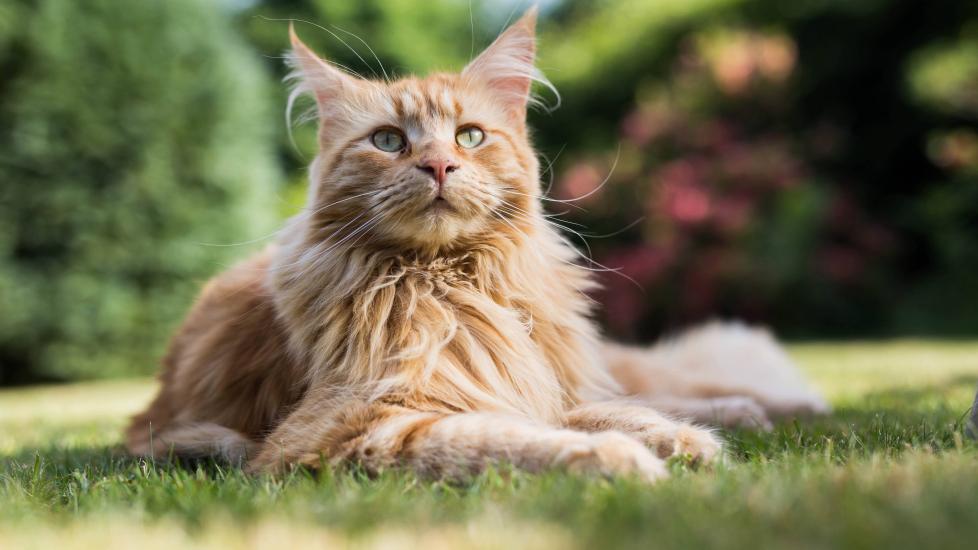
[286,23,359,124]
[462,7,557,120]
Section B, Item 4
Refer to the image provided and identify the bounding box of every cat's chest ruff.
[390,256,535,335]
[399,256,474,289]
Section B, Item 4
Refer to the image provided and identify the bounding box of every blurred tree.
[898,32,978,333]
[0,0,280,384]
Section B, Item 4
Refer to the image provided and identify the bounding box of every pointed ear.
[462,7,544,121]
[287,23,360,118]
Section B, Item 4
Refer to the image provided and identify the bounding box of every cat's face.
[290,10,545,251]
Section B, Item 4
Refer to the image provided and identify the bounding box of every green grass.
[2,341,978,549]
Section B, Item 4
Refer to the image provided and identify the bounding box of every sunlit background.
[1,0,976,384]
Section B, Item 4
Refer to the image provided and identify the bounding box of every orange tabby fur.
[127,9,824,481]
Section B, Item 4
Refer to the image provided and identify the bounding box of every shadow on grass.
[1,444,127,471]
[0,443,252,483]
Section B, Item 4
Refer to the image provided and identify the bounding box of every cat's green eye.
[371,129,406,152]
[456,126,485,149]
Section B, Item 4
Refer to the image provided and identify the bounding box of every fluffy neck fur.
[268,154,616,423]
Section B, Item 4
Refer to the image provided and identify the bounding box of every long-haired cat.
[126,9,827,481]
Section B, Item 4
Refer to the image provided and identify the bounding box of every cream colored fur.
[606,323,828,429]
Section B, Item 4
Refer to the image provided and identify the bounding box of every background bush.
[0,0,280,383]
[530,0,978,339]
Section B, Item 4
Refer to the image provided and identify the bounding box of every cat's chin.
[428,197,455,214]
[382,208,483,251]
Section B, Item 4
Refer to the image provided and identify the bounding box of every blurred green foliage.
[1,0,977,383]
[0,0,280,383]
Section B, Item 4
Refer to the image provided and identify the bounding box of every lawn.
[2,341,978,549]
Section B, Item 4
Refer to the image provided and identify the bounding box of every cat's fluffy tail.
[604,322,829,428]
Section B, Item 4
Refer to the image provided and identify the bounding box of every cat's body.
[127,10,826,481]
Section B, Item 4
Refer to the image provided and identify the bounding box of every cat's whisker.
[538,143,566,196]
[584,217,647,239]
[265,54,369,80]
[544,213,584,226]
[195,192,378,249]
[261,16,380,80]
[468,0,476,60]
[195,231,282,248]
[331,25,390,82]
[491,211,529,243]
[489,211,595,283]
[497,200,589,238]
[318,222,379,265]
[501,173,645,239]
[496,202,597,260]
[305,190,376,217]
[494,204,643,291]
[505,145,623,208]
[503,203,640,240]
[266,211,373,274]
[492,210,633,287]
[498,1,523,36]
[553,144,621,204]
[499,186,587,212]
[564,245,644,291]
[315,212,384,259]
[496,198,535,218]
[281,217,384,285]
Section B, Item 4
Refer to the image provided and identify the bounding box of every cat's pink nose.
[416,159,459,189]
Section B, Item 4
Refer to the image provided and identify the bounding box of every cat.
[126,8,827,482]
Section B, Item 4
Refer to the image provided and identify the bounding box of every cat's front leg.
[564,401,723,465]
[248,400,668,483]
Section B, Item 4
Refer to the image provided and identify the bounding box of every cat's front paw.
[558,431,669,483]
[639,424,723,466]
[670,425,723,466]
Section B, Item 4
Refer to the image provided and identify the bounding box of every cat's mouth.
[428,196,455,213]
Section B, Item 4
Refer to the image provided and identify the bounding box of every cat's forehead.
[373,74,498,131]
[388,75,461,121]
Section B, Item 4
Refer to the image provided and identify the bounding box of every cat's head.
[288,9,552,252]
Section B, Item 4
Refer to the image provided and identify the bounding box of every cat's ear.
[288,24,361,118]
[463,7,543,121]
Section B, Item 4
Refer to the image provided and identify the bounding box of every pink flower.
[652,161,712,225]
